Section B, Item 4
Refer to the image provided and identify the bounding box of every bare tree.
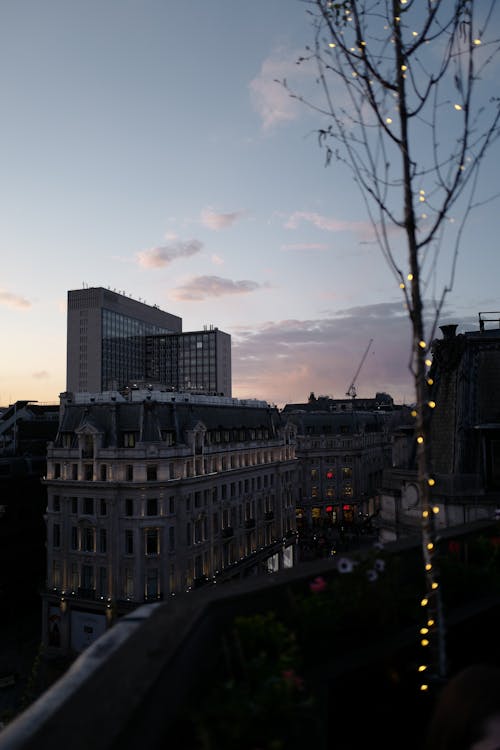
[284,0,500,686]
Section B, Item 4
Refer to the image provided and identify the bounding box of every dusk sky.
[2,1,499,408]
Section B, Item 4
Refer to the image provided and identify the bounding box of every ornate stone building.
[42,390,297,654]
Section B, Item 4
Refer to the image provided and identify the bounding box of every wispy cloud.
[249,48,314,130]
[211,254,224,265]
[136,239,202,268]
[285,211,374,238]
[0,290,32,310]
[171,275,264,301]
[201,208,245,230]
[281,242,329,251]
[33,370,49,380]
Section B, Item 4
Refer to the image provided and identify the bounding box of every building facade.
[42,390,298,654]
[145,327,231,397]
[67,287,182,394]
[284,408,402,528]
[378,316,500,542]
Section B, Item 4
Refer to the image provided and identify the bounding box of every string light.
[386,117,393,123]
[433,506,440,514]
[427,542,434,551]
[421,638,430,646]
[400,282,405,289]
[423,510,429,518]
[428,400,436,408]
[418,665,427,672]
[454,103,463,111]
[419,340,426,348]
[417,435,424,444]
[425,563,432,571]
[421,597,429,607]
[432,582,439,590]
[407,273,413,280]
[420,627,429,634]
[420,684,429,692]
[428,477,435,486]
[427,378,434,385]
[474,38,481,45]
[411,409,417,417]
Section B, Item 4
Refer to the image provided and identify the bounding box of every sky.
[1,0,500,409]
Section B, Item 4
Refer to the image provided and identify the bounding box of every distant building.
[284,404,407,527]
[145,328,231,397]
[66,287,232,396]
[378,314,500,541]
[42,390,298,654]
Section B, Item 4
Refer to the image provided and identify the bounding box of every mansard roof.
[54,397,283,448]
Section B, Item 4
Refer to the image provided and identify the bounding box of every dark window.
[99,528,107,554]
[126,464,134,481]
[125,498,134,516]
[125,530,134,554]
[71,526,78,550]
[147,465,157,481]
[54,463,61,479]
[53,495,60,512]
[100,499,107,516]
[53,523,61,548]
[169,526,175,550]
[82,527,94,552]
[146,529,159,555]
[169,497,175,514]
[147,498,158,516]
[84,464,93,481]
[71,497,78,514]
[83,497,94,515]
[100,465,107,481]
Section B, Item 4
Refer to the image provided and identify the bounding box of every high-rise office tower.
[66,287,232,396]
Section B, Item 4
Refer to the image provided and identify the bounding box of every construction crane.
[345,338,374,399]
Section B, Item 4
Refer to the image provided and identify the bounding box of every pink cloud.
[137,239,202,268]
[201,208,245,230]
[0,290,32,310]
[171,275,264,301]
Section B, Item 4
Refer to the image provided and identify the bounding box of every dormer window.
[62,433,73,449]
[123,432,136,448]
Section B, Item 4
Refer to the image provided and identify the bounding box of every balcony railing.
[3,519,500,749]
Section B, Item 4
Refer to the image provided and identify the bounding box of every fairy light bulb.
[454,103,463,110]
[417,435,424,444]
[422,510,429,519]
[386,117,393,124]
[407,273,413,280]
[427,542,434,551]
[421,638,430,646]
[418,665,427,672]
[425,359,432,367]
[421,597,429,607]
[400,282,405,289]
[425,563,432,571]
[474,38,481,45]
[428,478,435,486]
[419,340,426,349]
[420,684,429,692]
[428,400,436,408]
[427,378,434,385]
[420,627,429,634]
[427,619,435,627]
[411,409,417,417]
[433,506,440,514]
[432,582,439,590]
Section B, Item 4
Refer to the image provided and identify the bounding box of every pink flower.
[309,575,327,593]
[282,669,304,690]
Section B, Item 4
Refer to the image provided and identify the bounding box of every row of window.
[52,451,281,480]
